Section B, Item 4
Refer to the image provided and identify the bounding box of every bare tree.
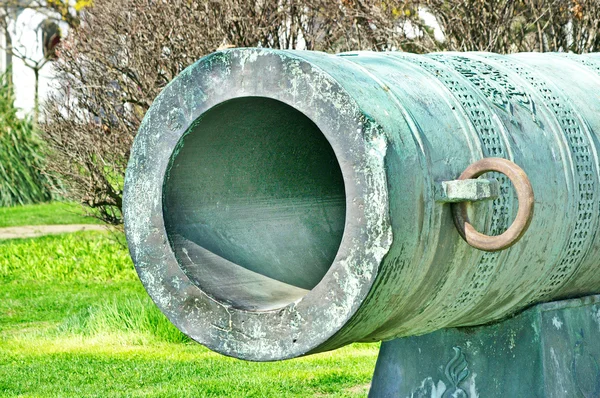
[42,0,423,225]
[418,0,600,53]
[4,16,55,121]
[42,0,600,225]
[0,0,87,119]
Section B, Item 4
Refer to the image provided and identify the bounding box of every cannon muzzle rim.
[123,48,393,361]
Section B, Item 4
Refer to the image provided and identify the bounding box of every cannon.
[123,49,600,396]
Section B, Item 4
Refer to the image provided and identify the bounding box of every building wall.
[3,8,61,117]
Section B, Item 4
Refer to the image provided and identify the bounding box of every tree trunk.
[4,23,12,93]
[33,67,38,123]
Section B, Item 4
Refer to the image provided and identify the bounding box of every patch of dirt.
[346,383,371,395]
[0,224,106,240]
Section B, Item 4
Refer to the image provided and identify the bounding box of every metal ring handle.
[451,158,534,252]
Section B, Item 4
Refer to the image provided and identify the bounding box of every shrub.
[0,77,57,206]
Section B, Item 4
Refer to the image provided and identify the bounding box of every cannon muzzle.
[124,49,600,361]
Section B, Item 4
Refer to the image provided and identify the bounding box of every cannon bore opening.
[163,97,346,311]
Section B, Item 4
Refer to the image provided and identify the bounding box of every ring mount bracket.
[435,178,500,203]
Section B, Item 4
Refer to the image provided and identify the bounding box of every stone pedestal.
[369,295,600,397]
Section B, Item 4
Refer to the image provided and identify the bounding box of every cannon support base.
[369,295,600,397]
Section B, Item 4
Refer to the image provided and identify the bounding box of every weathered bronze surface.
[123,49,600,361]
[369,295,600,397]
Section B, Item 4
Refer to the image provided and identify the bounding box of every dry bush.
[43,0,600,225]
[42,0,422,224]
[420,0,600,53]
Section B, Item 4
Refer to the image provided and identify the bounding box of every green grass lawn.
[0,231,379,397]
[0,202,102,228]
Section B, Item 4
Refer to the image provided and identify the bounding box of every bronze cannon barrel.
[123,49,600,361]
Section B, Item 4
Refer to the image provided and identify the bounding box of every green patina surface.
[370,295,600,397]
[124,49,600,363]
